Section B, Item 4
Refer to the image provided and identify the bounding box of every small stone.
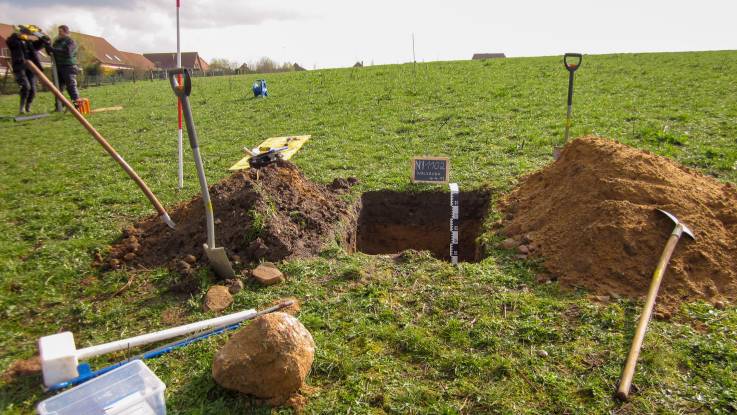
[593,295,611,303]
[252,263,284,286]
[608,291,622,300]
[226,279,244,294]
[215,218,223,225]
[535,273,551,284]
[501,238,517,250]
[517,245,530,254]
[527,244,537,253]
[654,311,671,321]
[537,350,549,358]
[714,300,726,310]
[514,254,528,260]
[183,254,197,264]
[522,234,533,244]
[123,252,136,261]
[203,285,233,312]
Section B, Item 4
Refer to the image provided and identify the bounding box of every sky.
[1,0,735,69]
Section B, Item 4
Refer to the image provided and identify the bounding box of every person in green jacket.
[48,25,80,104]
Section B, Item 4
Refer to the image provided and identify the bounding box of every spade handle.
[616,226,682,400]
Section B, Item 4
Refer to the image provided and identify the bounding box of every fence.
[0,67,217,95]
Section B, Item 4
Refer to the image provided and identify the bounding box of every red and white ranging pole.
[176,0,184,189]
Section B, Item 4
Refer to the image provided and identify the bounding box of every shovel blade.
[203,243,235,278]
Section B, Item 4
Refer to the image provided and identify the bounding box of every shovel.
[168,68,234,278]
[553,53,582,159]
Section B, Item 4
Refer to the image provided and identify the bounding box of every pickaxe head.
[657,209,695,240]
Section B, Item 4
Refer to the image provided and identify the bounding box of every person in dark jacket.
[7,25,46,114]
[49,25,80,104]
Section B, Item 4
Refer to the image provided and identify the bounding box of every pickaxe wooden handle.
[616,210,694,400]
[25,60,175,228]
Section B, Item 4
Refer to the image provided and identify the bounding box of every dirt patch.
[499,136,737,311]
[106,161,357,274]
[353,190,491,262]
[2,356,40,382]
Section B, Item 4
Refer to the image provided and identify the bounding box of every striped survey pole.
[176,0,184,189]
[449,183,459,265]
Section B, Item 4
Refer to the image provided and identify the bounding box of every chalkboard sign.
[411,156,449,184]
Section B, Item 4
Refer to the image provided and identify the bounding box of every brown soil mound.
[499,136,737,310]
[107,161,356,272]
[212,312,315,406]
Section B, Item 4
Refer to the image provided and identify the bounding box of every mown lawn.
[1,51,736,414]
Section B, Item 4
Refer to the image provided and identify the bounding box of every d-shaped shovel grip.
[564,53,583,73]
[168,68,192,98]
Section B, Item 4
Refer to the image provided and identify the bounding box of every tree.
[209,58,239,71]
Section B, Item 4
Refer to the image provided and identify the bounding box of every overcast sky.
[1,0,734,69]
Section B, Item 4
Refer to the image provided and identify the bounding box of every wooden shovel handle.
[25,61,175,228]
[617,229,682,400]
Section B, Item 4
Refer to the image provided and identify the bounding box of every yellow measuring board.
[228,135,310,171]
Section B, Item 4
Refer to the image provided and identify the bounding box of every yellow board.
[228,135,310,171]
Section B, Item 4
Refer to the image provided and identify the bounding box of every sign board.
[411,156,449,184]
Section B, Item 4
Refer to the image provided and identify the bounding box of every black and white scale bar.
[449,183,459,265]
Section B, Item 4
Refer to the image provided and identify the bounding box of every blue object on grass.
[252,79,268,97]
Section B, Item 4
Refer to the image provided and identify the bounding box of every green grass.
[1,51,737,414]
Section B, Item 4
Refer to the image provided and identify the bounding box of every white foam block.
[39,332,79,387]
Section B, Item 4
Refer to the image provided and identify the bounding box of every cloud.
[0,0,304,55]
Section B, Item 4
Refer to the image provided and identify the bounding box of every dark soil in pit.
[106,161,358,275]
[353,190,491,262]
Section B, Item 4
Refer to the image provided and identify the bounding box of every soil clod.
[203,285,233,312]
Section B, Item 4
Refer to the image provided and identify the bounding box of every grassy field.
[1,51,736,414]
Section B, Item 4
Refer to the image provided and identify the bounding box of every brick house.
[143,52,209,72]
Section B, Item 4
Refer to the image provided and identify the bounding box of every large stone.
[203,285,233,312]
[212,312,315,405]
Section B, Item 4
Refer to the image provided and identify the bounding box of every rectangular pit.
[354,190,491,262]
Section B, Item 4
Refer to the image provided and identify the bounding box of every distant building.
[73,32,135,70]
[353,61,363,68]
[119,51,155,71]
[293,62,306,71]
[143,52,209,72]
[472,53,506,60]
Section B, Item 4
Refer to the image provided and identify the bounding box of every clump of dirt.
[2,356,40,382]
[106,161,357,273]
[212,312,315,406]
[499,136,737,310]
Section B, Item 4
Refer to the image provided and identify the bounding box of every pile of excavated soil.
[499,136,737,310]
[107,161,357,273]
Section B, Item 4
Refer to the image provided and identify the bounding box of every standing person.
[49,25,80,106]
[6,25,46,114]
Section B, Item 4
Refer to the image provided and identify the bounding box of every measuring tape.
[449,183,459,265]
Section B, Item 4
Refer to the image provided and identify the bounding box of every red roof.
[143,52,209,71]
[72,32,131,68]
[119,51,155,70]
